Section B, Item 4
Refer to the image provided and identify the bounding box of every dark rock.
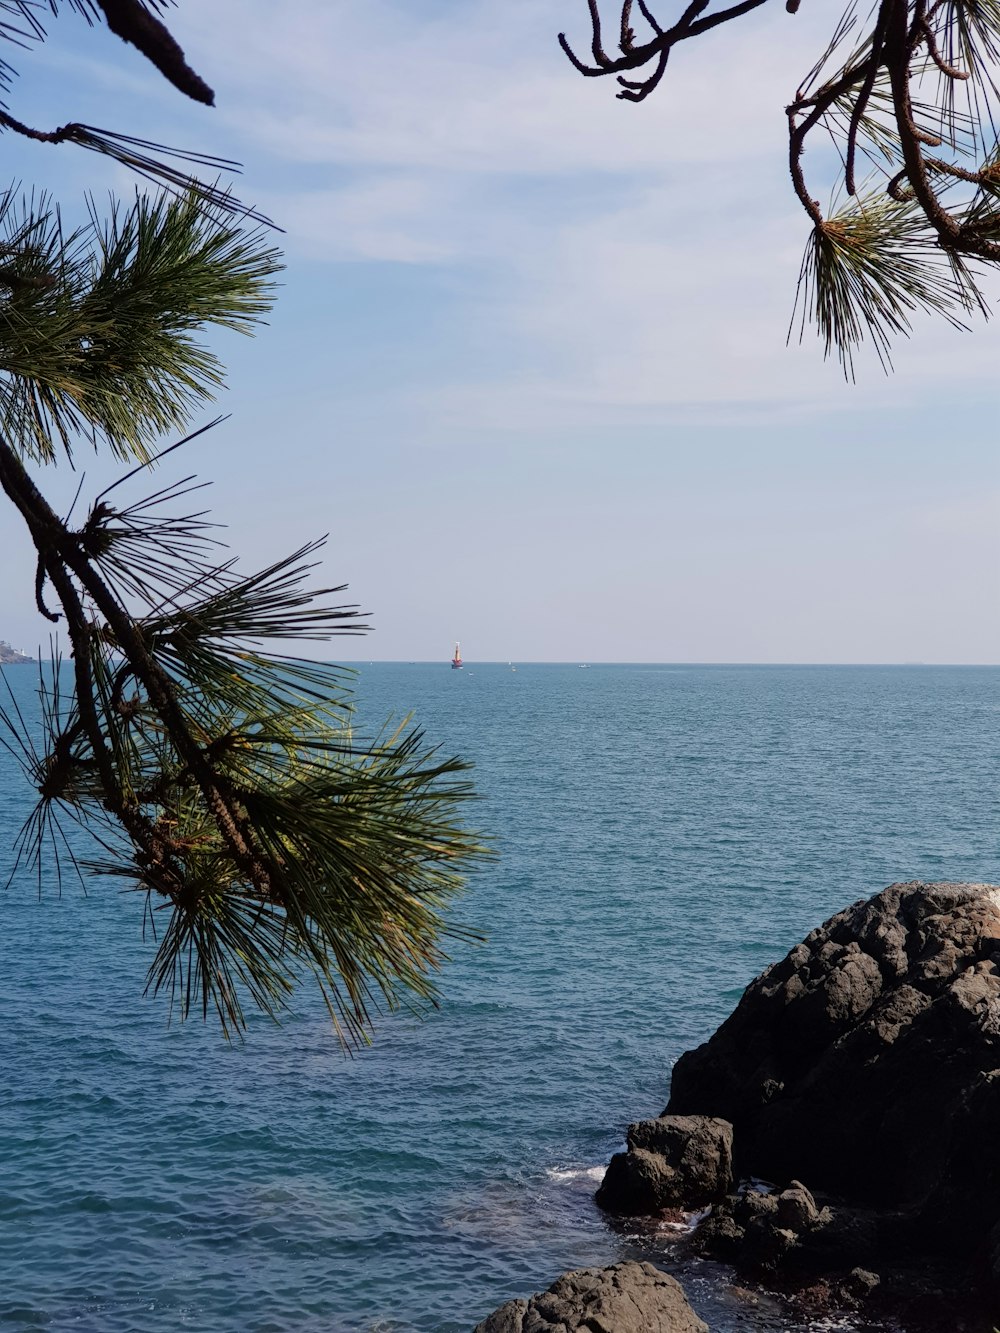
[797,1202,902,1269]
[692,1209,745,1259]
[666,881,1000,1252]
[474,1300,527,1333]
[742,1215,799,1270]
[775,1181,819,1231]
[844,1267,880,1298]
[596,1114,732,1214]
[472,1260,707,1333]
[734,1189,778,1224]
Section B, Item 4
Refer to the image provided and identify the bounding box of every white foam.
[738,1176,776,1195]
[545,1165,606,1183]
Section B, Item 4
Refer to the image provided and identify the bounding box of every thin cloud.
[159,0,999,420]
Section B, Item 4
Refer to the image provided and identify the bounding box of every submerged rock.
[472,1260,707,1333]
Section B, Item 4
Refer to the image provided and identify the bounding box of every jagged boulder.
[689,1181,896,1278]
[472,1261,707,1333]
[595,1114,733,1214]
[665,881,1000,1252]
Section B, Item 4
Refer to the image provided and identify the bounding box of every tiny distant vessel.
[451,642,463,670]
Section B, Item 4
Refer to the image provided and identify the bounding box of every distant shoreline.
[0,642,34,666]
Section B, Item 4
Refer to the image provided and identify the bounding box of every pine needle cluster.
[0,192,487,1040]
[0,3,274,221]
[562,0,1000,373]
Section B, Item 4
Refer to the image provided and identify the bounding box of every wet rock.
[693,1209,745,1259]
[743,1216,799,1270]
[472,1260,707,1333]
[596,1114,733,1214]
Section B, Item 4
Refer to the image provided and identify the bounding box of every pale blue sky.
[1,1,998,663]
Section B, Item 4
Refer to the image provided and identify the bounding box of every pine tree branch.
[96,0,214,105]
[0,435,273,898]
[566,0,1000,366]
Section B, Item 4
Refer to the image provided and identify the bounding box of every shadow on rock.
[594,882,1000,1330]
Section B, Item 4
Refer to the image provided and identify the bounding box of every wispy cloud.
[1,3,996,660]
[29,0,994,426]
[156,2,894,415]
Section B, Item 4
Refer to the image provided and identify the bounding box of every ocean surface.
[2,662,999,1333]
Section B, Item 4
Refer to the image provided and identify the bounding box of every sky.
[0,0,997,663]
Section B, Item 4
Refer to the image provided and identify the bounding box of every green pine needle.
[792,194,983,377]
[0,189,281,463]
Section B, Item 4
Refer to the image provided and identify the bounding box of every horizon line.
[325,658,1000,668]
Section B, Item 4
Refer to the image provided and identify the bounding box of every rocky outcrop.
[691,1179,894,1273]
[595,1114,732,1214]
[472,1261,707,1333]
[666,881,1000,1253]
[0,641,32,665]
[593,882,1000,1320]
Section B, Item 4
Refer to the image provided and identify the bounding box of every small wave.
[804,1319,868,1332]
[740,1177,776,1195]
[545,1166,605,1184]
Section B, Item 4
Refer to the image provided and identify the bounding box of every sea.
[2,662,998,1333]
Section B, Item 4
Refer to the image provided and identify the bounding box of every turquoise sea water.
[2,662,999,1332]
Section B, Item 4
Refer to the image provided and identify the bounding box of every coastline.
[0,640,34,665]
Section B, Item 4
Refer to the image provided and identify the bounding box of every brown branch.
[918,19,969,80]
[618,46,670,99]
[845,0,894,194]
[0,439,275,900]
[673,0,770,40]
[97,0,214,106]
[886,167,914,199]
[621,0,636,51]
[883,0,959,241]
[559,0,769,81]
[0,111,83,144]
[566,0,1000,341]
[34,557,59,622]
[558,33,610,76]
[787,106,824,225]
[0,441,139,834]
[636,0,665,33]
[785,60,879,224]
[586,0,613,65]
[926,156,988,183]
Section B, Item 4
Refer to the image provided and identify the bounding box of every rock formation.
[472,1261,707,1333]
[596,882,1000,1316]
[595,1114,732,1214]
[668,881,1000,1253]
[0,640,32,665]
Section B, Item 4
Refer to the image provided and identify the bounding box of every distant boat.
[451,642,463,670]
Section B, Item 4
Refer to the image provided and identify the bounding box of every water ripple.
[3,663,994,1331]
